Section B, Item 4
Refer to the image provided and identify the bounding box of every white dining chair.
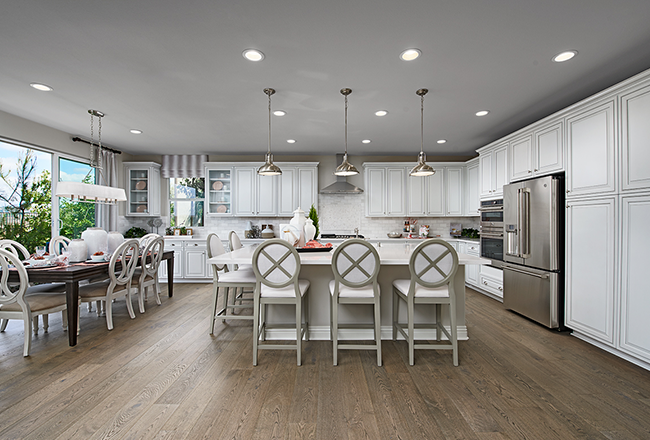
[251,239,310,366]
[0,239,30,260]
[228,230,254,304]
[392,239,460,366]
[330,238,382,366]
[132,236,164,313]
[207,233,256,334]
[49,236,71,256]
[139,233,161,249]
[77,239,140,330]
[0,249,68,356]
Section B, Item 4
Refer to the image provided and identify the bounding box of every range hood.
[320,154,364,194]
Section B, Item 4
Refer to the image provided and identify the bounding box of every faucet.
[354,227,359,238]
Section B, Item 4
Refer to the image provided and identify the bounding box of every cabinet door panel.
[297,167,317,211]
[256,174,277,216]
[234,168,256,216]
[566,100,616,197]
[185,248,206,278]
[619,194,650,362]
[565,197,617,345]
[510,135,533,181]
[466,162,480,216]
[407,172,426,216]
[387,168,406,215]
[479,153,493,197]
[535,122,563,175]
[494,145,508,197]
[621,86,650,191]
[366,168,386,216]
[426,169,445,216]
[446,167,463,216]
[278,167,296,216]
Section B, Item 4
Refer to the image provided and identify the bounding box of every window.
[57,157,96,238]
[0,140,52,251]
[169,177,204,228]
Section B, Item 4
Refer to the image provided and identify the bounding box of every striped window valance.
[161,154,208,178]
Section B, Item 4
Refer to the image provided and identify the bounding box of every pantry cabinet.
[620,83,650,191]
[566,99,617,198]
[509,121,564,182]
[565,197,618,346]
[124,162,161,217]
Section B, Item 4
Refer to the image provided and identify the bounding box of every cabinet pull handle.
[483,281,488,285]
[534,169,538,172]
[528,170,532,173]
[498,286,503,291]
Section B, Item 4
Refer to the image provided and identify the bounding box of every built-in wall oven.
[479,199,504,262]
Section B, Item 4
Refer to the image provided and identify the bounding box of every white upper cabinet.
[407,171,427,216]
[386,168,407,216]
[278,167,296,216]
[465,158,480,216]
[566,99,617,198]
[297,167,318,211]
[124,162,161,217]
[479,143,508,199]
[256,173,278,216]
[366,167,387,216]
[509,121,564,182]
[426,169,445,216]
[366,167,406,217]
[620,83,650,191]
[233,167,257,216]
[446,167,463,216]
[206,166,233,216]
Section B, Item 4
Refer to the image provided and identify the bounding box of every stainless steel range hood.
[320,154,364,194]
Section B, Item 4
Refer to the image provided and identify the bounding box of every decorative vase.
[304,218,316,242]
[290,207,307,247]
[81,227,108,259]
[67,239,88,263]
[107,231,125,254]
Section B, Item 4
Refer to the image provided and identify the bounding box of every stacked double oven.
[479,199,504,264]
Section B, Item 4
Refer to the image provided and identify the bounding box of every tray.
[296,247,333,253]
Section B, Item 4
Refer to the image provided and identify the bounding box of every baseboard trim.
[571,331,650,372]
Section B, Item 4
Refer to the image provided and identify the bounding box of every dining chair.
[0,249,68,356]
[139,233,161,249]
[77,239,140,330]
[0,239,30,260]
[132,236,164,313]
[207,233,256,334]
[392,239,460,366]
[330,238,382,366]
[228,230,254,303]
[49,236,71,256]
[251,239,310,366]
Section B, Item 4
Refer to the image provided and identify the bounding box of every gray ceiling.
[1,0,650,158]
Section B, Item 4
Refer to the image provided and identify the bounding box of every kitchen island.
[209,242,490,341]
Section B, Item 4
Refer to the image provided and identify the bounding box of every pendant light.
[334,88,359,176]
[257,88,282,176]
[409,88,435,177]
[55,109,127,204]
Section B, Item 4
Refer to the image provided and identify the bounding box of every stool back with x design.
[331,239,380,291]
[252,239,301,290]
[408,239,459,292]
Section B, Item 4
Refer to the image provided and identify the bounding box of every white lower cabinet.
[478,265,503,299]
[565,197,618,346]
[159,239,209,282]
[619,193,650,363]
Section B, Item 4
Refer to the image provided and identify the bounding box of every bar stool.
[392,239,460,366]
[251,239,310,366]
[207,233,256,334]
[329,239,382,366]
[228,231,254,304]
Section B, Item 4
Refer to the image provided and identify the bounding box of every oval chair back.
[252,239,301,291]
[0,248,29,309]
[331,239,380,295]
[408,239,459,294]
[206,233,228,277]
[229,231,243,251]
[139,233,160,249]
[109,239,140,288]
[0,239,30,260]
[49,236,71,256]
[140,236,164,279]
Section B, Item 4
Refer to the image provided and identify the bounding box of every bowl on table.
[387,232,402,238]
[90,253,107,262]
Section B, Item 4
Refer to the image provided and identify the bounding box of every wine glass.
[35,246,46,258]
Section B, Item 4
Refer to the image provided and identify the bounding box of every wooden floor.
[1,284,649,440]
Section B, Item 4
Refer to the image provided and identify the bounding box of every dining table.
[12,250,174,346]
[208,241,490,341]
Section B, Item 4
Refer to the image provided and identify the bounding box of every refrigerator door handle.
[503,265,549,279]
[519,188,531,258]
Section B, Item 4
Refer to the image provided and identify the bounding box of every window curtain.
[161,154,208,178]
[96,149,119,231]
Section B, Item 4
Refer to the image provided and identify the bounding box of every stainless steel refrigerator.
[502,175,563,328]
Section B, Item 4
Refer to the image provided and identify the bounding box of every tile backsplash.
[119,193,478,240]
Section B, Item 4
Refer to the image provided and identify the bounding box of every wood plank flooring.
[1,283,649,439]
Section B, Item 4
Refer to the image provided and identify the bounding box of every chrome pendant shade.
[409,88,435,177]
[258,88,282,176]
[55,109,127,204]
[334,88,359,177]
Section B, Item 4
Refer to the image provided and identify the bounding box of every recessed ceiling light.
[242,49,264,62]
[30,83,53,92]
[130,129,143,134]
[437,139,447,144]
[287,139,296,144]
[400,48,421,61]
[476,110,490,116]
[552,50,578,63]
[375,110,388,117]
[362,139,371,144]
[273,110,286,116]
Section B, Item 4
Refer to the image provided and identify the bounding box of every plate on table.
[212,180,224,190]
[135,181,147,190]
[85,259,108,264]
[296,247,333,253]
[26,259,56,268]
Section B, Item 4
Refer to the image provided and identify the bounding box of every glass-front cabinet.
[206,166,233,215]
[124,162,161,216]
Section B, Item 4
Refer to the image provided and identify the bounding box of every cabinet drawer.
[479,273,503,298]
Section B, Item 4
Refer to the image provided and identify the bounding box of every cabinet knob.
[483,281,488,285]
[498,286,503,291]
[534,169,538,172]
[528,170,532,173]
[566,190,570,193]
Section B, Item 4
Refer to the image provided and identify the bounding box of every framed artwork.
[174,228,181,236]
[185,228,193,236]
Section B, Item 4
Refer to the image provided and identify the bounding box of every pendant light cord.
[420,93,424,155]
[267,90,272,155]
[344,93,348,155]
